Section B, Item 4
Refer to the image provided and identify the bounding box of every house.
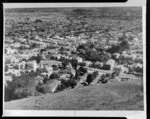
[26,60,38,72]
[112,53,120,59]
[80,40,87,44]
[4,76,13,86]
[18,61,26,70]
[76,57,83,63]
[129,54,137,61]
[13,43,21,48]
[5,55,20,64]
[135,56,143,63]
[83,61,93,67]
[18,38,27,43]
[133,37,139,42]
[134,63,143,69]
[45,66,53,76]
[94,61,104,68]
[115,65,129,74]
[40,60,61,69]
[5,48,18,54]
[105,59,115,70]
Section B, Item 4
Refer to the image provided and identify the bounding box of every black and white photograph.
[3,2,146,117]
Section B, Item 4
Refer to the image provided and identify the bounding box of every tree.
[28,54,42,64]
[5,65,9,72]
[119,39,130,51]
[71,59,78,70]
[62,59,69,69]
[107,45,122,54]
[107,40,130,54]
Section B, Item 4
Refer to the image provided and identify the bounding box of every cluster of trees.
[5,71,41,101]
[28,54,43,64]
[107,39,130,54]
[77,42,111,63]
[34,19,42,23]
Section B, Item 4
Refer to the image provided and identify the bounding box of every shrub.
[28,54,42,64]
[70,59,78,70]
[35,83,51,94]
[5,65,9,72]
[134,66,143,73]
[78,62,86,67]
[59,78,77,90]
[78,66,87,76]
[113,67,121,76]
[107,45,122,54]
[119,40,130,51]
[34,19,42,23]
[86,71,99,85]
[13,65,19,70]
[61,60,69,69]
[30,43,37,49]
[49,72,60,79]
[100,73,111,84]
[14,88,34,99]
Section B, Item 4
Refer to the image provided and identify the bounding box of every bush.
[78,66,87,76]
[34,19,42,23]
[113,67,121,76]
[78,62,86,67]
[134,66,143,73]
[14,88,34,99]
[35,83,51,94]
[119,40,130,51]
[100,73,111,84]
[30,43,38,49]
[13,65,19,70]
[61,60,69,69]
[5,65,9,72]
[107,45,122,54]
[49,72,60,79]
[86,71,99,85]
[70,59,78,70]
[59,78,77,90]
[28,55,42,64]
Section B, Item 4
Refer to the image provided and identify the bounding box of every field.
[4,7,144,110]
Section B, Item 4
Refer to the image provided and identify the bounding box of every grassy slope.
[4,79,144,110]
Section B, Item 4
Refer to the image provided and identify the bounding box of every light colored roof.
[106,59,115,65]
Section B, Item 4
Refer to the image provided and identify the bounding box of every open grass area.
[4,79,143,110]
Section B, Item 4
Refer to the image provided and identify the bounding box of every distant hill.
[4,7,142,21]
[5,7,142,15]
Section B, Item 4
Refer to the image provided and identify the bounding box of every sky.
[3,1,145,9]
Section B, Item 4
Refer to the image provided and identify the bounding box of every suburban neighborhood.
[4,7,144,110]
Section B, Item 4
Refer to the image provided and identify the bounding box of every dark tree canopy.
[107,40,130,54]
[119,39,130,50]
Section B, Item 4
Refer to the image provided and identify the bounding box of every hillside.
[4,79,143,110]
